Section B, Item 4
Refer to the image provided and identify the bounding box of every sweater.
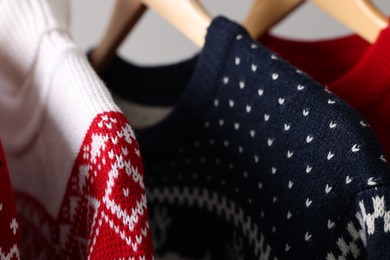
[0,0,154,258]
[0,141,19,260]
[101,17,390,259]
[260,22,390,160]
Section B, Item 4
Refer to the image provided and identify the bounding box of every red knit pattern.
[15,112,154,259]
[0,142,20,259]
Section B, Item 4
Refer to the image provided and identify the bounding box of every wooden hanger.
[91,0,388,73]
[243,0,303,39]
[90,0,212,73]
[244,0,388,43]
[142,0,212,47]
[90,0,146,74]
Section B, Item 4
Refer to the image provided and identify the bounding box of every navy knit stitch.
[101,17,390,260]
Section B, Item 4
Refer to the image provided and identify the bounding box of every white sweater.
[0,0,154,258]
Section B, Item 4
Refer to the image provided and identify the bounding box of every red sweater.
[261,25,390,159]
[0,141,19,259]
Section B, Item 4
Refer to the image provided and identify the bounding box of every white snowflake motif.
[90,134,107,163]
[121,124,136,144]
[10,218,18,235]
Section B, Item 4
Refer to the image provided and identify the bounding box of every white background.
[70,1,390,64]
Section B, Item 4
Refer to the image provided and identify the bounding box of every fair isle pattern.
[0,245,20,260]
[326,221,363,260]
[15,112,154,259]
[0,143,20,260]
[358,196,390,237]
[148,186,275,259]
[327,195,390,260]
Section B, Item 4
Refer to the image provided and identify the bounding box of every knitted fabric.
[101,17,390,259]
[0,0,154,258]
[260,22,390,160]
[0,141,20,259]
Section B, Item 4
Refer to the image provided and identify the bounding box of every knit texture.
[101,17,390,259]
[260,22,390,160]
[0,141,20,260]
[15,112,153,259]
[0,0,154,258]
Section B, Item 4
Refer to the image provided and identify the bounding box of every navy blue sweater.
[101,17,390,260]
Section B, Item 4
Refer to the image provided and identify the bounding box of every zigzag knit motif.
[148,186,274,259]
[326,194,390,260]
[0,245,20,260]
[326,222,362,260]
